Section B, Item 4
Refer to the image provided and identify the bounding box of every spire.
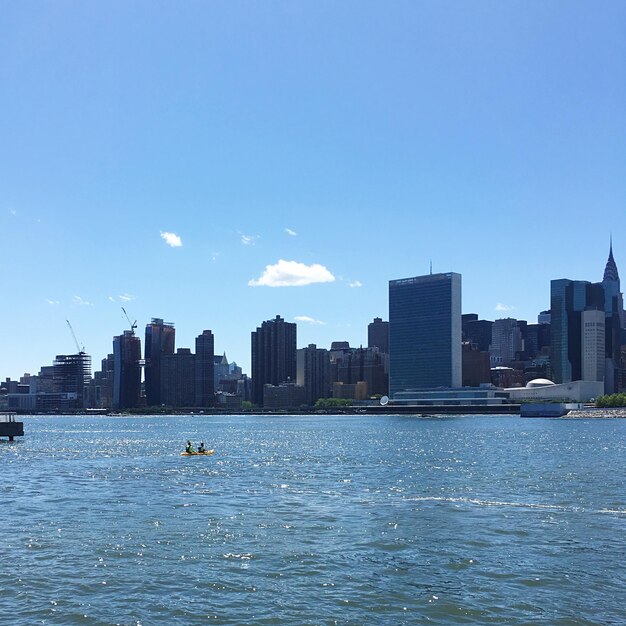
[603,237,620,283]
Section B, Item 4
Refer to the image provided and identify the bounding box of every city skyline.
[2,2,625,377]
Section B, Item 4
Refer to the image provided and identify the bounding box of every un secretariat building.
[388,272,462,397]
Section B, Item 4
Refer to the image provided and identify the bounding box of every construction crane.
[121,307,137,334]
[66,320,85,354]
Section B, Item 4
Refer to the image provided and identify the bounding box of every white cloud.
[294,315,325,325]
[495,302,515,312]
[160,231,182,247]
[285,228,297,236]
[349,280,363,288]
[211,252,220,262]
[249,259,336,287]
[108,296,116,302]
[73,295,93,307]
[241,234,258,246]
[45,299,60,306]
[119,293,134,302]
[9,209,17,216]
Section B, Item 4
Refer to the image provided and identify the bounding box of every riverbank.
[4,403,521,417]
[566,407,626,418]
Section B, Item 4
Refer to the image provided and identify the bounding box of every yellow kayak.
[180,449,215,456]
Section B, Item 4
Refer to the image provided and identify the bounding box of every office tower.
[297,344,331,405]
[550,279,605,384]
[524,324,551,360]
[113,330,142,409]
[389,272,462,395]
[462,342,491,387]
[368,317,389,354]
[581,310,605,382]
[463,318,493,352]
[538,310,551,325]
[161,348,196,407]
[53,352,92,409]
[602,242,624,393]
[144,318,175,407]
[251,315,297,406]
[489,318,524,366]
[195,330,215,407]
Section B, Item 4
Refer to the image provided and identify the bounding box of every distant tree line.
[595,394,626,408]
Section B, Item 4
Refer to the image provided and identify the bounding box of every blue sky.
[1,1,625,378]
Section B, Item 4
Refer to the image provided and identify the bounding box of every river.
[1,414,624,625]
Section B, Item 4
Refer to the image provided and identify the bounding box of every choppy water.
[1,414,625,625]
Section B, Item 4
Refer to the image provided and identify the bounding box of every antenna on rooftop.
[430,260,433,275]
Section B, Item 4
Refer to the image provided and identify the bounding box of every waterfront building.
[161,348,195,407]
[195,330,215,407]
[144,318,175,407]
[389,272,462,396]
[251,315,297,406]
[368,317,389,354]
[113,330,142,410]
[297,344,331,405]
[505,378,603,403]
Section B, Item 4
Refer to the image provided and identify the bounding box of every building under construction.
[53,352,92,409]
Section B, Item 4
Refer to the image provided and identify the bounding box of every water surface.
[1,414,625,625]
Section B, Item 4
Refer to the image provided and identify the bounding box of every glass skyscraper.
[389,272,462,396]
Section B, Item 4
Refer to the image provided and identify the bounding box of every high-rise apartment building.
[161,348,196,407]
[368,317,389,354]
[251,315,297,406]
[195,330,215,407]
[113,330,142,410]
[144,318,175,407]
[389,272,462,396]
[297,344,331,405]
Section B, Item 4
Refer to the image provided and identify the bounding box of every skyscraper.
[144,318,175,407]
[550,279,605,384]
[195,330,215,407]
[53,352,92,409]
[251,315,297,406]
[389,272,462,396]
[113,330,142,410]
[161,348,196,407]
[602,242,624,393]
[489,318,524,365]
[368,317,389,354]
[297,344,331,405]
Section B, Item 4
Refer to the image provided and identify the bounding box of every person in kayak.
[198,442,206,453]
[185,440,195,453]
